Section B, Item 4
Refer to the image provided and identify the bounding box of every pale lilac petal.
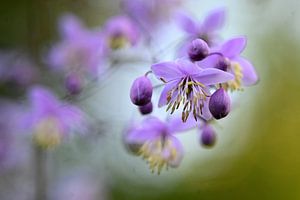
[167,115,198,133]
[59,14,84,39]
[196,54,220,69]
[220,37,247,58]
[234,57,259,86]
[201,7,226,33]
[175,12,199,34]
[167,136,184,168]
[151,62,183,82]
[176,59,203,76]
[158,79,181,107]
[193,68,234,86]
[201,99,213,121]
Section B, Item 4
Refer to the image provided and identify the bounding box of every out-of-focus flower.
[51,173,107,200]
[209,88,231,119]
[125,116,196,174]
[151,59,233,122]
[64,72,83,95]
[176,7,226,47]
[0,51,37,88]
[103,15,140,49]
[188,39,210,62]
[26,86,85,149]
[130,75,153,106]
[122,0,183,31]
[199,124,216,148]
[48,14,107,78]
[201,36,259,91]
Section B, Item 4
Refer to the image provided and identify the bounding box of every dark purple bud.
[65,73,83,95]
[209,88,231,119]
[215,57,230,71]
[139,101,153,115]
[130,76,153,106]
[188,39,209,62]
[200,124,216,147]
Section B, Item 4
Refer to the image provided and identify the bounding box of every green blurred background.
[1,0,300,200]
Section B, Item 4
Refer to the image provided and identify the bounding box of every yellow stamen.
[109,36,128,49]
[222,62,243,91]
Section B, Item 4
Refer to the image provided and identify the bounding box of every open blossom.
[103,15,140,49]
[125,116,196,174]
[122,0,183,31]
[26,86,84,149]
[48,14,107,77]
[202,36,259,91]
[151,59,233,122]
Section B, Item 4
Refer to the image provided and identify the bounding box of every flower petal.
[220,36,247,58]
[151,61,183,82]
[176,59,203,76]
[196,54,220,69]
[201,7,226,33]
[166,136,184,168]
[158,79,181,107]
[175,12,199,34]
[234,57,259,86]
[167,115,198,133]
[193,68,234,86]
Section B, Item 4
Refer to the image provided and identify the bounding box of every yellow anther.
[109,36,128,49]
[222,62,243,92]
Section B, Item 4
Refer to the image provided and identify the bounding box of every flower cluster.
[128,7,259,173]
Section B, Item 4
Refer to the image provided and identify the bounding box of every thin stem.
[34,146,47,200]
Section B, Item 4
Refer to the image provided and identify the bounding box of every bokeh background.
[0,0,300,200]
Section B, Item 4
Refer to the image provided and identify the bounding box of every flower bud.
[200,124,216,147]
[215,57,230,71]
[188,39,209,61]
[139,101,153,115]
[130,76,153,106]
[65,73,83,95]
[209,88,231,119]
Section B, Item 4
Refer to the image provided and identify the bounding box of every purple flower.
[48,14,107,77]
[122,0,183,31]
[64,72,83,95]
[139,101,153,115]
[200,124,216,148]
[151,59,233,122]
[209,88,231,119]
[176,7,226,46]
[188,39,210,62]
[202,36,259,91]
[130,76,153,106]
[26,86,84,148]
[125,116,196,174]
[103,15,140,49]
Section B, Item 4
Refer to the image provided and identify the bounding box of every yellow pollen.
[33,118,62,149]
[109,36,128,49]
[222,62,243,91]
[138,138,178,174]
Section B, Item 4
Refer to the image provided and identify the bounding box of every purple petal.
[59,14,84,39]
[234,57,259,86]
[167,115,198,133]
[220,36,247,58]
[166,136,184,168]
[158,79,180,107]
[176,59,203,76]
[201,7,226,33]
[175,12,199,34]
[151,61,183,82]
[193,68,234,86]
[196,54,220,69]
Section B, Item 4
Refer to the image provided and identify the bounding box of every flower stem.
[34,146,48,200]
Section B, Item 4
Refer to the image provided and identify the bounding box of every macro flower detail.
[188,39,210,62]
[26,86,84,149]
[130,76,153,106]
[125,116,196,174]
[151,59,233,122]
[209,88,231,119]
[103,15,140,49]
[139,101,153,115]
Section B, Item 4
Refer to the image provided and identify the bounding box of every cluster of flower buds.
[128,7,259,173]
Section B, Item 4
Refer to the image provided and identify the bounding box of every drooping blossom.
[103,15,140,49]
[130,75,153,106]
[125,116,196,174]
[151,58,233,122]
[48,14,107,78]
[209,88,231,119]
[177,7,226,46]
[122,0,183,32]
[201,36,259,91]
[25,86,85,149]
[199,123,216,148]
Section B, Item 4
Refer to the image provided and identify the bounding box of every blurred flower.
[125,116,196,174]
[151,59,233,122]
[48,14,107,78]
[122,0,183,32]
[188,39,210,62]
[199,123,216,148]
[26,86,85,149]
[64,72,83,95]
[103,15,140,49]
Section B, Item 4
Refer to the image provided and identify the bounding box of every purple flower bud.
[200,124,216,147]
[130,76,153,106]
[65,73,83,95]
[215,57,230,71]
[188,39,209,62]
[139,101,153,115]
[209,88,231,119]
